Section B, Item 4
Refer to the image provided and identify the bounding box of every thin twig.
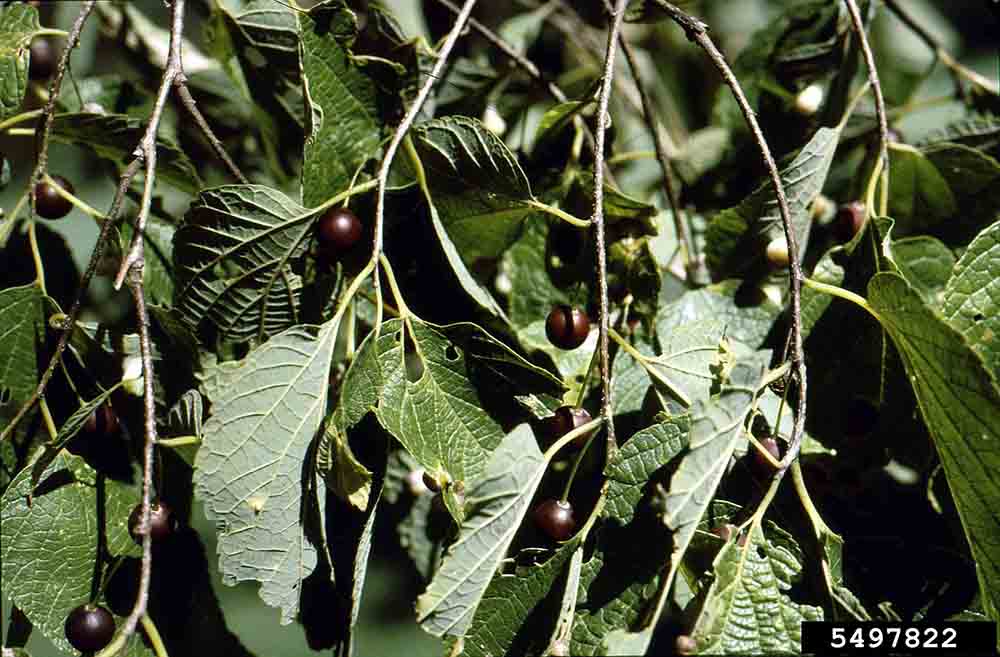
[371,0,479,289]
[432,0,566,102]
[1,158,142,443]
[175,83,248,183]
[119,265,158,646]
[30,1,97,202]
[654,2,807,467]
[843,0,889,216]
[591,0,629,455]
[112,0,188,288]
[883,0,1000,97]
[616,34,698,279]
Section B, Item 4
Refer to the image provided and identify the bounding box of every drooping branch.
[30,1,97,201]
[883,0,1000,98]
[653,2,807,468]
[370,0,479,312]
[112,0,188,288]
[590,0,630,455]
[843,0,890,216]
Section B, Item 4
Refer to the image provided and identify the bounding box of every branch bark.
[590,0,630,455]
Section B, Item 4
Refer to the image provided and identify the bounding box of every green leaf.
[299,3,381,207]
[173,184,313,342]
[316,419,372,511]
[570,419,689,655]
[363,319,562,519]
[0,3,39,121]
[646,319,750,411]
[48,113,201,194]
[207,0,304,178]
[29,385,122,492]
[460,540,582,657]
[659,355,770,604]
[415,424,547,637]
[922,143,1000,246]
[409,116,534,263]
[656,280,782,350]
[0,285,45,437]
[885,235,955,305]
[817,525,870,620]
[1,452,141,652]
[887,145,958,232]
[921,115,1000,159]
[689,523,823,653]
[941,221,1000,378]
[868,273,1000,624]
[194,320,337,623]
[706,126,840,277]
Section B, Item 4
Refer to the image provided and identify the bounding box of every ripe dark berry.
[316,207,362,254]
[533,498,576,541]
[545,305,590,350]
[84,402,120,438]
[844,397,879,437]
[834,201,865,242]
[29,38,56,80]
[128,501,176,544]
[751,437,781,478]
[35,175,74,219]
[64,604,115,653]
[544,406,594,449]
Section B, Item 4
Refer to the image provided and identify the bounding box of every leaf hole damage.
[0,387,10,405]
[403,330,424,382]
[444,345,460,362]
[973,313,984,322]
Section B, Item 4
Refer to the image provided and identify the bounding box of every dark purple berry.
[834,201,866,242]
[316,207,362,254]
[35,175,74,219]
[128,501,176,544]
[29,38,56,80]
[544,406,594,449]
[65,604,115,653]
[84,402,120,438]
[545,305,590,350]
[751,437,781,478]
[533,498,576,541]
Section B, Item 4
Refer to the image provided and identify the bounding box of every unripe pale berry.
[794,84,824,116]
[765,236,790,268]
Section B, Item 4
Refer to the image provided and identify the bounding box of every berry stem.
[42,174,105,223]
[370,0,479,326]
[524,199,591,228]
[559,431,595,504]
[0,108,43,133]
[156,435,201,448]
[803,278,881,322]
[141,614,169,657]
